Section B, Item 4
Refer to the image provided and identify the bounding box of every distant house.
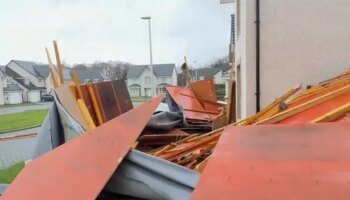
[127,64,177,97]
[0,66,23,105]
[178,64,230,86]
[63,68,107,83]
[5,60,52,102]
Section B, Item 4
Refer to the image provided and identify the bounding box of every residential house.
[178,64,230,85]
[222,0,350,119]
[0,66,23,105]
[5,60,52,102]
[63,68,107,83]
[127,64,177,97]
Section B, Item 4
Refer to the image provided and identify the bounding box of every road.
[0,102,52,115]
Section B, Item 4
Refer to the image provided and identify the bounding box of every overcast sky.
[0,0,233,67]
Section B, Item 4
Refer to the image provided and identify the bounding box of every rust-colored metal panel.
[1,96,162,200]
[192,123,350,200]
[112,79,133,113]
[165,86,214,121]
[279,92,350,124]
[80,84,98,125]
[92,81,121,122]
[189,79,218,112]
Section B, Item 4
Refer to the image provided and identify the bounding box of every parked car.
[41,94,54,102]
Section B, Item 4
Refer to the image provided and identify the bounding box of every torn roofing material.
[1,96,162,200]
[192,123,350,200]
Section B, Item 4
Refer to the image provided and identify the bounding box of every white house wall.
[7,61,45,88]
[4,91,22,104]
[0,80,4,105]
[28,91,41,102]
[235,0,350,119]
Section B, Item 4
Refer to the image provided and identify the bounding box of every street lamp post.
[141,16,155,97]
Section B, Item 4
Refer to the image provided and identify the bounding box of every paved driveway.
[0,136,37,169]
[0,102,52,115]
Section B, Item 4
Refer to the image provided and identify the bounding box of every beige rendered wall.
[235,0,350,119]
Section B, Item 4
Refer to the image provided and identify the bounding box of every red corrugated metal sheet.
[279,92,350,124]
[192,123,350,200]
[165,86,215,121]
[1,96,162,200]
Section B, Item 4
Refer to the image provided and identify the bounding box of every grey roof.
[3,84,23,91]
[193,67,222,78]
[127,64,175,79]
[0,66,5,76]
[10,60,50,78]
[76,69,105,83]
[63,68,72,81]
[13,78,46,90]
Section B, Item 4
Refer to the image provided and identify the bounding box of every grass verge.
[131,97,152,103]
[0,162,25,184]
[0,109,48,133]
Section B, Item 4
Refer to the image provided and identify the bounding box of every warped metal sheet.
[104,149,200,200]
[92,80,133,122]
[279,92,350,124]
[92,81,122,122]
[192,123,350,200]
[189,79,219,112]
[165,86,214,121]
[112,79,134,113]
[1,96,162,200]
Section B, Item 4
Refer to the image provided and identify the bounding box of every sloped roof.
[193,68,222,78]
[76,69,105,83]
[0,66,6,77]
[13,78,46,90]
[127,64,175,79]
[3,84,23,91]
[34,65,50,77]
[10,60,50,78]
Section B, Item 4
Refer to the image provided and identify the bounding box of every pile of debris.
[2,41,350,199]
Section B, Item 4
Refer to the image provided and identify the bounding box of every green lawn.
[131,97,152,103]
[0,162,24,184]
[0,103,38,108]
[0,109,48,133]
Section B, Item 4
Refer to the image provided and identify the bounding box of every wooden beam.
[45,48,59,88]
[53,40,65,84]
[183,108,220,115]
[71,70,83,99]
[77,99,96,130]
[87,83,104,125]
[310,102,350,123]
[257,85,350,125]
[184,56,192,85]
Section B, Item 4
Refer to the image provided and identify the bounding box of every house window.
[131,88,139,95]
[38,78,43,83]
[237,0,241,37]
[24,78,30,85]
[93,79,99,83]
[158,87,165,94]
[145,77,151,85]
[162,77,167,83]
[7,78,11,84]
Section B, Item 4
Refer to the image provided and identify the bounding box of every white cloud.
[0,0,233,67]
